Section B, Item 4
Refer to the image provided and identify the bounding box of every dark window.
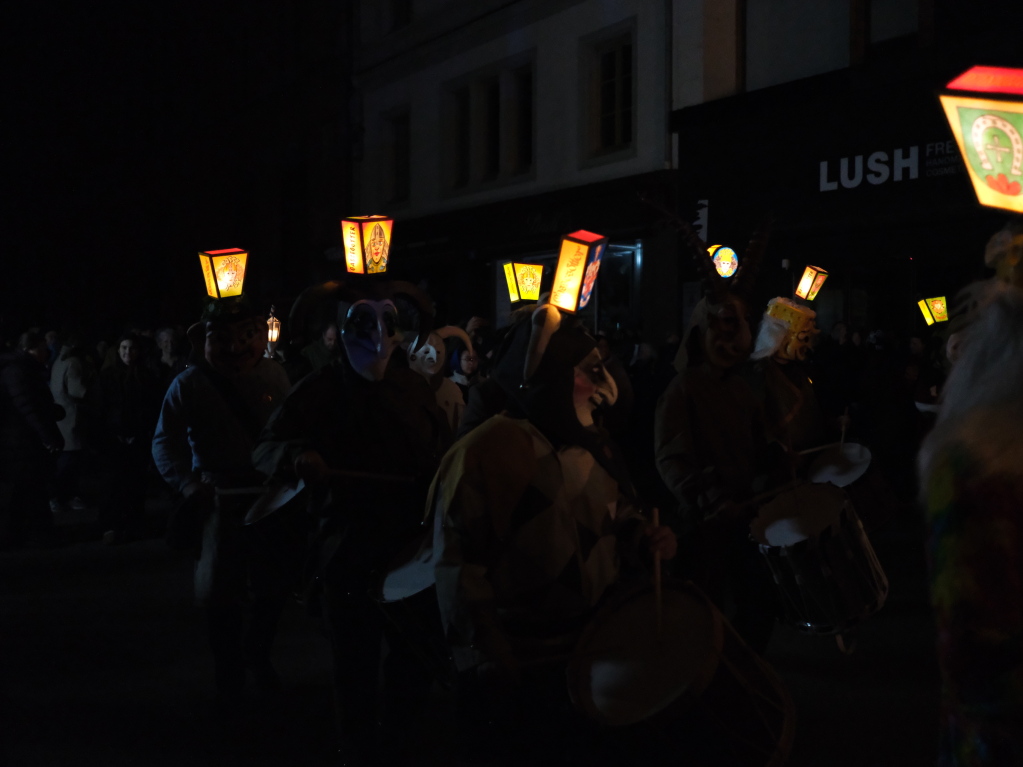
[597,41,632,152]
[390,111,410,202]
[483,78,501,179]
[453,86,471,188]
[391,0,412,31]
[514,66,534,173]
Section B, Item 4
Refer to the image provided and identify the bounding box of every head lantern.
[752,297,819,363]
[408,326,474,381]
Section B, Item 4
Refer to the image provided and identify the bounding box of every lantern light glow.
[550,230,608,313]
[504,262,543,303]
[199,248,248,299]
[918,297,949,326]
[707,245,738,278]
[795,265,829,301]
[940,66,1023,214]
[341,216,393,274]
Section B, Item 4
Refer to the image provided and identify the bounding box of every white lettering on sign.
[820,145,920,191]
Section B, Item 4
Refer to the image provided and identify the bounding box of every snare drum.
[568,580,795,766]
[752,484,888,635]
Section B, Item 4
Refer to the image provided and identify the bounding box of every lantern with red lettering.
[550,230,608,313]
[504,262,544,303]
[795,265,829,301]
[940,66,1023,214]
[340,215,393,275]
[199,248,248,299]
[918,296,949,326]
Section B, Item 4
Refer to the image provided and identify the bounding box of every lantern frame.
[940,66,1023,215]
[340,215,394,275]
[199,248,248,299]
[795,265,829,301]
[549,230,608,314]
[917,296,949,326]
[503,262,544,303]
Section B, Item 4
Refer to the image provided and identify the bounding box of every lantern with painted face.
[408,326,474,381]
[795,265,828,301]
[550,230,608,313]
[918,297,949,326]
[341,216,394,274]
[707,245,739,278]
[940,66,1023,214]
[199,248,248,299]
[504,262,544,303]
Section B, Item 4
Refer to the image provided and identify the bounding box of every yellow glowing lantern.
[267,305,281,348]
[940,66,1023,214]
[340,215,393,274]
[795,265,829,301]
[504,262,544,303]
[550,230,608,313]
[707,245,738,278]
[918,297,949,326]
[199,248,248,299]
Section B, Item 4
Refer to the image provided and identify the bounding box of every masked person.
[407,325,474,435]
[152,295,292,705]
[431,303,677,764]
[253,279,450,765]
[654,222,781,654]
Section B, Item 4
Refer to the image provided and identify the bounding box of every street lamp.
[550,230,608,313]
[340,215,393,274]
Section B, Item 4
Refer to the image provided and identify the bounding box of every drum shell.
[758,498,888,635]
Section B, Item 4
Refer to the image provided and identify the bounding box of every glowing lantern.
[199,248,248,299]
[550,230,608,313]
[918,297,949,326]
[707,245,738,278]
[266,305,281,357]
[503,262,544,303]
[940,66,1023,214]
[340,215,393,274]
[795,265,829,301]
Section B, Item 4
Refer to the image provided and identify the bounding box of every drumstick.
[652,507,662,637]
[797,441,842,457]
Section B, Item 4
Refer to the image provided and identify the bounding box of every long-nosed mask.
[408,326,474,381]
[342,299,402,381]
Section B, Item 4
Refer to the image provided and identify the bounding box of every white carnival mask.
[408,332,445,379]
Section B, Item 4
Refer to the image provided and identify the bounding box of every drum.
[752,484,888,635]
[567,580,795,766]
[806,442,897,532]
[371,524,436,603]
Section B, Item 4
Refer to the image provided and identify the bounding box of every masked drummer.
[152,291,293,706]
[430,303,676,763]
[252,279,450,765]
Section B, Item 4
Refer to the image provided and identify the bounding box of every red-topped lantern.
[550,230,608,313]
[795,265,829,301]
[341,215,393,274]
[940,66,1023,214]
[504,262,544,303]
[199,248,248,299]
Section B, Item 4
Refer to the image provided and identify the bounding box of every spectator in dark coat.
[0,330,64,549]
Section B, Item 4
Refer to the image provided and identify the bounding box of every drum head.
[752,484,847,547]
[376,528,436,602]
[568,583,721,727]
[807,443,871,488]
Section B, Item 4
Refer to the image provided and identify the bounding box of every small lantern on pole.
[266,305,281,358]
[940,66,1023,214]
[503,262,544,303]
[795,265,829,301]
[199,248,248,299]
[340,215,393,274]
[550,230,608,313]
[707,245,738,278]
[917,297,949,326]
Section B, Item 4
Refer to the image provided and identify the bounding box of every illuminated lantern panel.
[341,216,393,274]
[795,265,828,301]
[708,245,739,278]
[267,307,281,344]
[199,248,248,299]
[504,262,544,303]
[550,230,608,313]
[919,296,949,326]
[940,66,1023,214]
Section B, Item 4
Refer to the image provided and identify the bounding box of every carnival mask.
[342,299,401,381]
[573,347,618,427]
[703,297,753,369]
[205,316,265,377]
[752,297,818,363]
[408,332,445,379]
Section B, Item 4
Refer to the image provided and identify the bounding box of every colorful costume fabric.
[432,414,645,672]
[924,408,1023,766]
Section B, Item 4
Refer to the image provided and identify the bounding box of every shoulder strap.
[194,363,263,441]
